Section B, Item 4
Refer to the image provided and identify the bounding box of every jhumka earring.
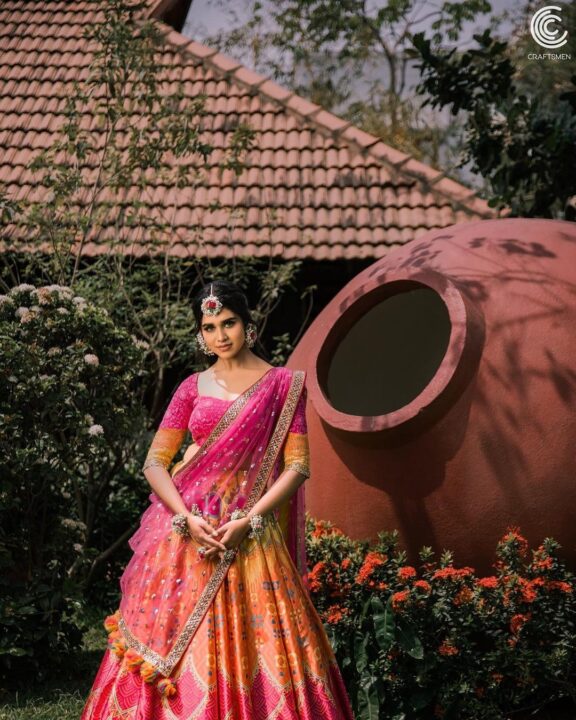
[245,322,257,348]
[196,330,215,356]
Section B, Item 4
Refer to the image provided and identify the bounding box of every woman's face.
[200,308,246,357]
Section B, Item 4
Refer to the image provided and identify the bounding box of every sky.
[181,0,525,107]
[183,0,522,54]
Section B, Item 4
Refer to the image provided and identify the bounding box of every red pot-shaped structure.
[288,219,576,571]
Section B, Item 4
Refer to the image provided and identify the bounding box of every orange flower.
[341,558,351,570]
[432,566,475,581]
[307,560,345,597]
[307,561,327,593]
[476,576,498,589]
[438,640,459,656]
[533,556,553,572]
[501,527,528,557]
[518,577,538,603]
[414,580,431,593]
[391,590,410,612]
[397,566,417,583]
[510,612,531,635]
[311,519,344,538]
[453,587,474,605]
[355,551,387,586]
[324,604,349,625]
[546,580,573,593]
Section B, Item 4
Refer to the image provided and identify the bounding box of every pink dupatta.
[118,367,306,677]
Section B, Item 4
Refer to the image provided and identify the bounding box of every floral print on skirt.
[81,514,355,719]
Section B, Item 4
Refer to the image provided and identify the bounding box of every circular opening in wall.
[325,286,451,416]
[310,272,483,434]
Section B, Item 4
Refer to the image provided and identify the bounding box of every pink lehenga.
[81,366,355,720]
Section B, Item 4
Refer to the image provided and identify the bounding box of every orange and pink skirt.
[81,513,355,719]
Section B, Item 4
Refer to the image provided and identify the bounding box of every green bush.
[305,516,576,720]
[0,283,146,683]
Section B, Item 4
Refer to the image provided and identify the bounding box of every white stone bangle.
[171,513,190,538]
[248,513,265,539]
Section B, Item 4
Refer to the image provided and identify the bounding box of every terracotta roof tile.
[0,0,497,260]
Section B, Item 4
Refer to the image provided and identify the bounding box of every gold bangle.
[142,458,166,472]
[285,462,310,479]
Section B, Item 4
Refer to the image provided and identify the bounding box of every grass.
[0,625,105,720]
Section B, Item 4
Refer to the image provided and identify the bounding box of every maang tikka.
[200,283,222,316]
[196,284,257,355]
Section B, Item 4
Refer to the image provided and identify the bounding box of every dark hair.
[192,280,267,365]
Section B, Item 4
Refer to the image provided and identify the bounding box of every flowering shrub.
[305,517,576,720]
[0,283,146,683]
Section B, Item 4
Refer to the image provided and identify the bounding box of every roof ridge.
[153,23,493,219]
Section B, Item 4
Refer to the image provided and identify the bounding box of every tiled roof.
[0,1,496,260]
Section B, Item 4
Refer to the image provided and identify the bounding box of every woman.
[81,280,355,720]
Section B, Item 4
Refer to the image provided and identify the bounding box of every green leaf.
[356,674,380,720]
[372,594,395,651]
[354,628,369,674]
[396,621,424,660]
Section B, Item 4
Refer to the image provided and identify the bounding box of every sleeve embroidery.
[283,385,310,478]
[283,431,310,479]
[288,385,308,434]
[142,375,196,472]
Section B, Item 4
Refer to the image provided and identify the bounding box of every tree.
[0,283,146,681]
[194,0,492,168]
[1,0,316,416]
[411,2,576,218]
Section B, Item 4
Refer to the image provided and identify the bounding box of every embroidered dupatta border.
[119,368,305,677]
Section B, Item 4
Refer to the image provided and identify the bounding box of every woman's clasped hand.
[186,513,250,560]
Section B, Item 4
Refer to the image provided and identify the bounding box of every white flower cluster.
[60,518,87,532]
[72,295,88,312]
[15,306,38,324]
[84,353,99,366]
[4,284,85,324]
[131,334,150,350]
[88,424,104,436]
[41,284,73,299]
[9,283,36,294]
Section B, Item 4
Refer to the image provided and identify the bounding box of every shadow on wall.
[288,218,576,573]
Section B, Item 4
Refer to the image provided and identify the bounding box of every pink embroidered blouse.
[143,372,310,479]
